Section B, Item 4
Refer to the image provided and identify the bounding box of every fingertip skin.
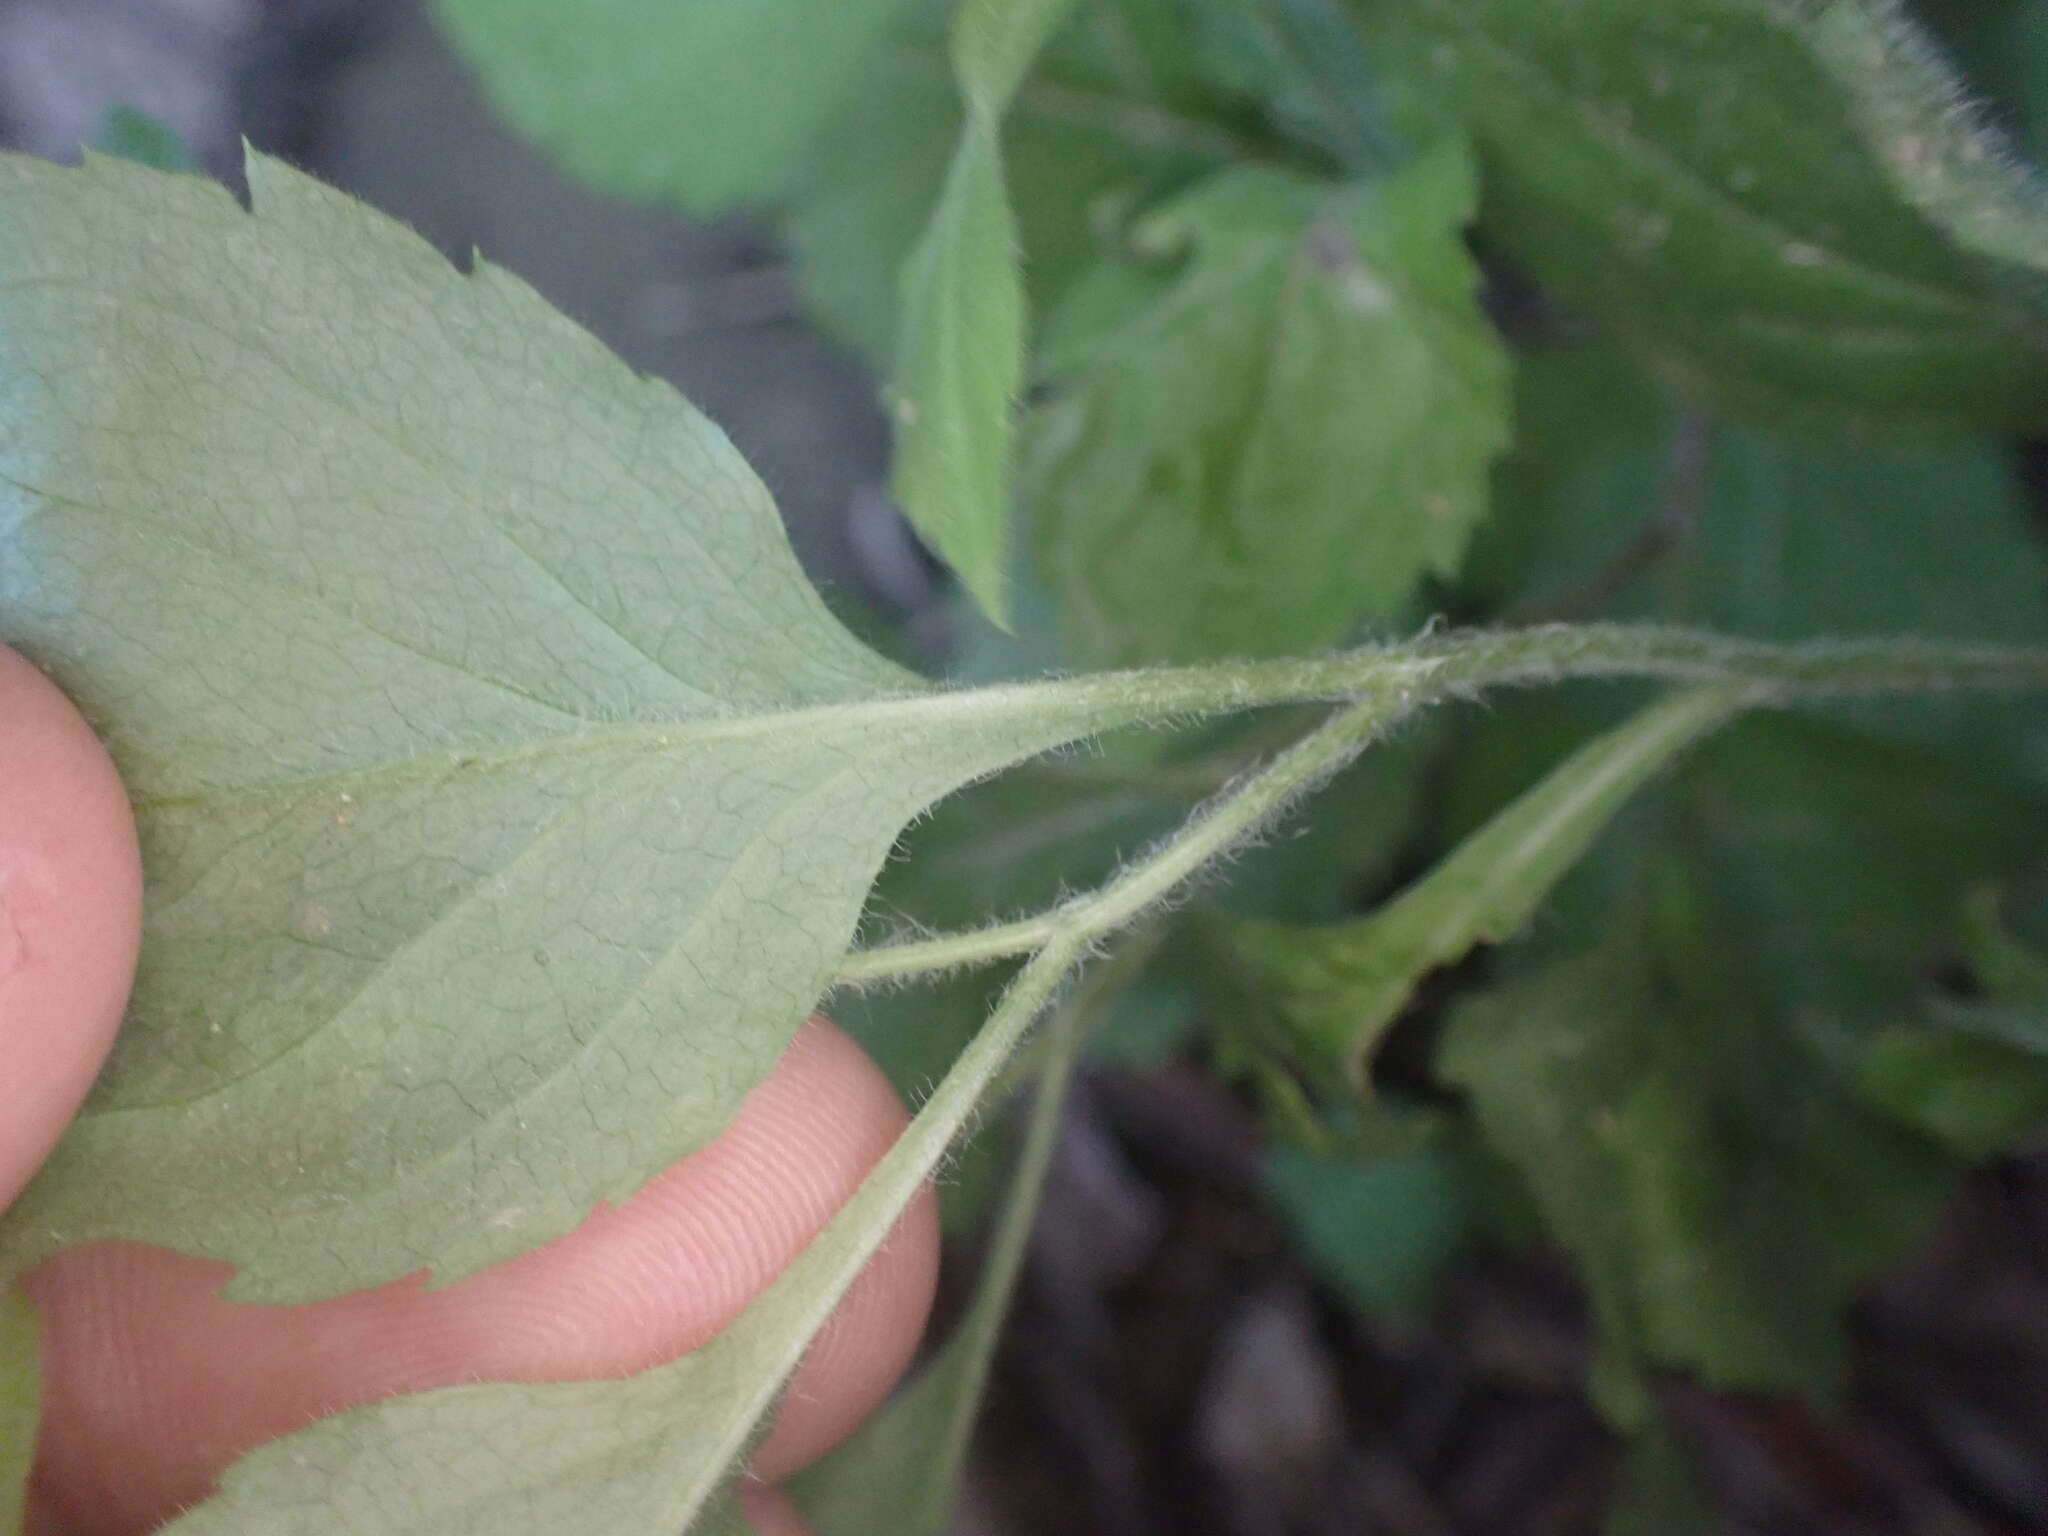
[0,647,143,1213]
[24,1018,935,1533]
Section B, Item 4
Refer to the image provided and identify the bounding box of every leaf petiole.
[838,625,2048,987]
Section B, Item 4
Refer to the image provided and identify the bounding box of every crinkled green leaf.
[159,940,1081,1536]
[1354,0,2048,438]
[1434,742,2039,1417]
[1226,687,1741,1091]
[888,0,1087,627]
[1543,752,2042,1392]
[1442,936,1956,1426]
[0,149,1198,1302]
[1604,1030,1951,1403]
[1026,140,1510,666]
[430,0,927,213]
[1,1287,37,1536]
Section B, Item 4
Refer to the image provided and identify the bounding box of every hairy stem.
[837,689,1428,985]
[1074,623,2048,723]
[671,933,1086,1528]
[891,932,1120,1530]
[840,624,2048,986]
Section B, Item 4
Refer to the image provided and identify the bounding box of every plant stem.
[838,625,2048,986]
[895,933,1116,1532]
[837,690,1413,985]
[672,933,1086,1527]
[1081,624,2048,721]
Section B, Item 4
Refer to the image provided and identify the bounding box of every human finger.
[0,645,142,1214]
[23,1017,937,1534]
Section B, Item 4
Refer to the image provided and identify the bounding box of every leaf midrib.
[127,670,1196,817]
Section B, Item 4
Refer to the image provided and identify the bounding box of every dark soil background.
[4,3,2044,1532]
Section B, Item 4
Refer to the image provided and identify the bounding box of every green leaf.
[431,0,928,213]
[787,3,1249,361]
[1263,1131,1476,1318]
[1026,140,1511,665]
[1603,1020,1951,1403]
[1441,935,1957,1426]
[1961,883,2048,1007]
[1467,339,2048,773]
[1859,893,2048,1157]
[1803,0,2048,277]
[1226,686,1743,1091]
[1439,944,1664,1427]
[890,126,1027,626]
[888,0,1089,627]
[1186,0,1398,171]
[0,148,1228,1302]
[159,940,1085,1536]
[92,105,197,173]
[1354,0,2048,438]
[1860,1019,2048,1156]
[1919,0,2048,167]
[1,1288,38,1536]
[952,0,1085,111]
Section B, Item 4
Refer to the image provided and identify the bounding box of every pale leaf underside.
[0,149,1164,1301]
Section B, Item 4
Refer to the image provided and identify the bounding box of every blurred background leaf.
[1352,0,2048,439]
[433,0,928,212]
[92,103,197,172]
[1217,687,1743,1095]
[1025,141,1511,666]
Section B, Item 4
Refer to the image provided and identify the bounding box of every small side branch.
[834,691,1401,986]
[838,624,2048,988]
